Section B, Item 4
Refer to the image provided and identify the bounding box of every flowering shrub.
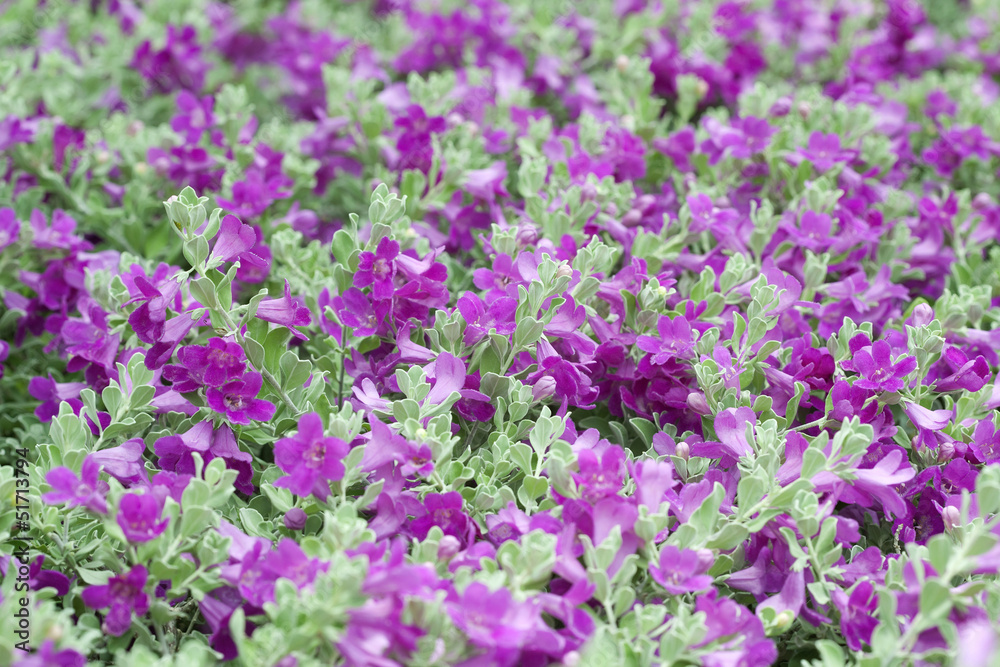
[3,0,1000,665]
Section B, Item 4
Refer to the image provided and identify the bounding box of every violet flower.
[116,493,169,543]
[155,421,255,495]
[637,314,695,364]
[14,641,85,667]
[28,375,86,422]
[831,581,879,650]
[0,207,20,251]
[852,340,917,393]
[354,237,400,301]
[206,371,276,425]
[42,456,109,514]
[90,439,148,487]
[81,564,150,636]
[163,337,247,391]
[255,281,312,340]
[273,412,349,500]
[28,555,72,596]
[127,276,181,345]
[447,582,544,654]
[409,492,478,548]
[649,545,714,595]
[210,214,257,264]
[456,292,517,346]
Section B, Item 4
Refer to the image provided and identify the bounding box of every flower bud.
[562,651,581,667]
[635,194,657,213]
[283,508,307,531]
[615,55,629,72]
[911,303,935,327]
[622,209,643,227]
[686,392,711,416]
[556,263,574,279]
[769,96,792,117]
[942,505,961,533]
[580,182,598,202]
[604,202,618,217]
[532,376,557,401]
[437,535,462,561]
[972,192,994,210]
[797,102,812,120]
[695,77,709,99]
[695,548,714,573]
[134,162,148,177]
[516,224,539,247]
[675,441,690,460]
[937,440,955,463]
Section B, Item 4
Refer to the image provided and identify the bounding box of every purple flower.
[28,375,86,422]
[969,418,1000,465]
[27,555,72,596]
[144,312,198,370]
[273,412,349,500]
[649,545,714,595]
[163,337,246,391]
[131,24,208,93]
[42,456,109,514]
[573,446,626,503]
[693,590,777,667]
[327,287,390,338]
[170,90,214,143]
[216,169,292,219]
[283,508,308,530]
[206,372,276,425]
[852,340,917,393]
[255,281,312,340]
[464,161,510,200]
[210,214,257,264]
[354,237,400,301]
[81,564,150,636]
[832,581,879,650]
[127,276,182,345]
[14,640,85,667]
[90,439,148,487]
[798,132,856,171]
[409,492,478,548]
[155,421,255,494]
[447,581,543,653]
[456,292,517,346]
[116,493,169,543]
[265,538,329,590]
[637,315,695,364]
[0,207,20,251]
[932,348,991,393]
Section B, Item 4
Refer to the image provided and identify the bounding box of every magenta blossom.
[206,371,276,425]
[637,314,695,364]
[81,564,150,636]
[649,545,714,595]
[273,412,349,500]
[163,337,247,391]
[852,340,917,393]
[42,456,109,514]
[354,236,400,301]
[116,493,169,543]
[255,281,312,340]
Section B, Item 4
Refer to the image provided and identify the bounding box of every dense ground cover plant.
[2,0,1000,664]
